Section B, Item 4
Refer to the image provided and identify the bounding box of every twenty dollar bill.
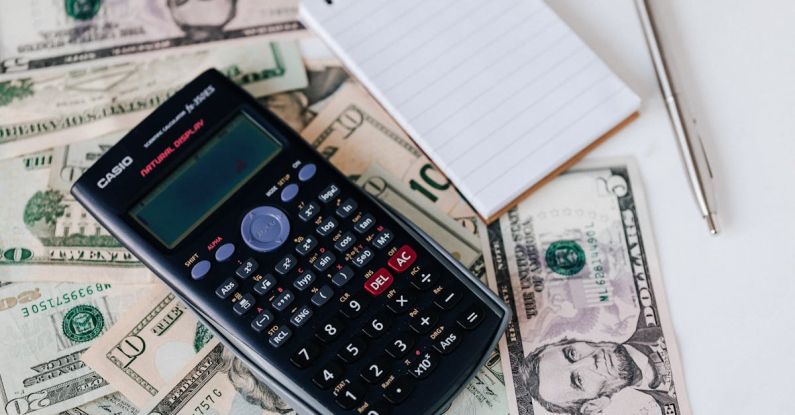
[481,160,691,415]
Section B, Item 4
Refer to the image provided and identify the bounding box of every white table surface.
[546,1,795,413]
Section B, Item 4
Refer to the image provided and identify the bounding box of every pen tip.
[706,212,720,235]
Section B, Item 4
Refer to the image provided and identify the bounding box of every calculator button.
[336,198,358,218]
[233,293,256,316]
[385,333,415,359]
[432,328,462,355]
[362,313,392,338]
[316,317,344,343]
[361,355,390,384]
[240,206,290,253]
[298,163,317,181]
[251,310,274,332]
[363,401,391,415]
[280,183,299,202]
[290,340,320,369]
[410,269,438,291]
[334,380,366,410]
[331,266,354,287]
[290,305,313,327]
[313,361,343,389]
[253,274,277,296]
[458,304,485,330]
[235,258,258,279]
[364,268,393,296]
[372,229,393,249]
[215,278,238,299]
[269,326,292,348]
[351,247,375,269]
[311,285,334,307]
[410,309,438,334]
[316,216,339,236]
[214,243,235,262]
[293,270,316,291]
[271,289,295,311]
[295,235,318,256]
[388,244,416,273]
[274,254,297,275]
[407,350,439,379]
[383,376,414,405]
[386,292,414,314]
[338,337,367,363]
[354,213,376,234]
[190,260,211,280]
[318,184,340,204]
[313,251,336,272]
[298,201,320,222]
[340,293,369,319]
[434,287,462,310]
[334,232,356,252]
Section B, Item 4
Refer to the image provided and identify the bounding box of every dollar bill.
[0,40,308,159]
[81,283,215,407]
[0,132,154,282]
[0,0,302,78]
[58,393,137,415]
[137,340,294,415]
[299,82,479,235]
[0,281,156,415]
[480,160,691,415]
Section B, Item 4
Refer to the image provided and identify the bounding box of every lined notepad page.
[300,0,640,220]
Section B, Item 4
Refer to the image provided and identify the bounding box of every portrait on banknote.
[220,348,293,414]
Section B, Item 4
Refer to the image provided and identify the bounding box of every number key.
[362,313,391,338]
[334,380,366,410]
[385,332,415,359]
[361,355,390,384]
[340,293,369,319]
[290,341,320,369]
[316,317,344,343]
[313,361,343,390]
[338,337,367,363]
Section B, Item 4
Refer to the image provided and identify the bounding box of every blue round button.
[280,183,299,202]
[241,206,290,253]
[214,243,235,262]
[298,163,317,182]
[191,260,211,280]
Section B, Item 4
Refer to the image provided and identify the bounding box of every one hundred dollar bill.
[0,281,156,415]
[300,82,479,235]
[0,0,301,78]
[0,132,153,282]
[480,160,692,415]
[0,40,308,159]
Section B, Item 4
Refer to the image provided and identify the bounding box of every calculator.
[72,69,509,415]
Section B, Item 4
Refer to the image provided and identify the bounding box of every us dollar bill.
[300,82,479,235]
[0,132,154,283]
[480,160,691,415]
[0,0,301,78]
[58,393,137,415]
[81,284,216,407]
[0,40,307,159]
[137,340,294,415]
[0,281,156,415]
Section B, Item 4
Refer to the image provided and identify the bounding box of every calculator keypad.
[196,164,499,414]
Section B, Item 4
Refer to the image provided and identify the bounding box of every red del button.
[388,244,416,272]
[364,268,393,296]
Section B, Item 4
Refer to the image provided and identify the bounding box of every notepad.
[300,0,640,222]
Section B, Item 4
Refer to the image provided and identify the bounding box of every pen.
[635,0,720,235]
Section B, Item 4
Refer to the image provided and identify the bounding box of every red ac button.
[364,268,393,296]
[388,244,417,273]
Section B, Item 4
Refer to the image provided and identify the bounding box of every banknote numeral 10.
[409,163,450,203]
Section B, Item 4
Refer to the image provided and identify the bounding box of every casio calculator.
[72,69,509,415]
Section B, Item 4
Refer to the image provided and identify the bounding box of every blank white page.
[300,0,640,220]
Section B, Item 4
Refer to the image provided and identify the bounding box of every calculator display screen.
[130,113,282,248]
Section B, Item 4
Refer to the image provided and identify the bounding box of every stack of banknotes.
[0,1,691,414]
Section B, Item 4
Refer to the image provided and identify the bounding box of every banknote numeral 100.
[409,163,451,203]
[5,391,49,415]
[193,388,223,415]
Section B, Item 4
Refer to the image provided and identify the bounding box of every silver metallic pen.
[635,0,720,234]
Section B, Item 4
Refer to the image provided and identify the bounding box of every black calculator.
[72,69,509,415]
